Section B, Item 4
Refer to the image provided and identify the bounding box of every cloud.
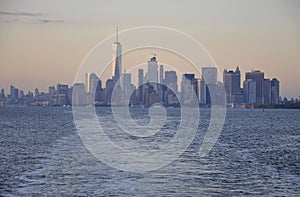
[0,11,64,24]
[39,19,64,24]
[0,11,41,17]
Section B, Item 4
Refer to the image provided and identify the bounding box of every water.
[0,107,299,196]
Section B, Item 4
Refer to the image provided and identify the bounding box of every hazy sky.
[0,0,299,98]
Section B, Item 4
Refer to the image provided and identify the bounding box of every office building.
[49,86,56,97]
[0,89,5,99]
[85,73,91,93]
[34,88,39,98]
[144,83,159,107]
[245,70,264,104]
[148,56,158,89]
[263,79,271,104]
[164,71,178,93]
[223,66,243,104]
[121,73,132,104]
[181,74,195,105]
[243,79,256,105]
[105,79,114,105]
[56,84,69,106]
[138,69,144,103]
[90,73,100,94]
[202,67,218,105]
[199,78,206,105]
[271,78,280,104]
[202,66,218,85]
[72,83,86,106]
[10,85,18,103]
[159,65,164,84]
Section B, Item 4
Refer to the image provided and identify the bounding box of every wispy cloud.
[0,10,64,24]
[39,19,64,24]
[0,11,42,17]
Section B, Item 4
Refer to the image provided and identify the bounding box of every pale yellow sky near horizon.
[0,0,299,98]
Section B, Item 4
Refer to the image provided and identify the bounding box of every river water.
[0,107,299,196]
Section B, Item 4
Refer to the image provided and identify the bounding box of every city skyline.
[0,58,290,107]
[1,2,299,196]
[0,0,300,98]
[0,25,287,105]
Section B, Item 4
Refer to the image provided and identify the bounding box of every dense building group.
[0,62,285,108]
[0,29,294,108]
[224,67,280,106]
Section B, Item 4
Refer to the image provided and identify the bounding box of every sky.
[0,0,299,98]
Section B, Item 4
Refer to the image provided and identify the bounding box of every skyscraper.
[202,66,218,105]
[195,78,201,103]
[138,69,144,87]
[10,85,18,103]
[85,73,101,91]
[159,65,164,84]
[72,83,86,106]
[85,73,101,104]
[89,73,100,95]
[200,78,206,105]
[120,73,132,104]
[56,84,69,106]
[271,78,280,104]
[164,71,178,92]
[181,74,196,105]
[243,79,256,105]
[34,88,39,98]
[263,79,271,104]
[223,66,243,104]
[245,70,264,104]
[85,73,91,93]
[138,69,144,103]
[147,56,158,89]
[0,89,5,98]
[49,86,56,97]
[112,27,122,81]
[202,66,218,85]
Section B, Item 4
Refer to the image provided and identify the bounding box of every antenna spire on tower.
[116,26,118,43]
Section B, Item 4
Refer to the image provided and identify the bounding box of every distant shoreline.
[254,104,300,109]
[1,104,300,109]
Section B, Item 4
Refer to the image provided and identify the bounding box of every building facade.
[271,78,280,104]
[245,70,264,104]
[147,56,158,90]
[223,66,243,104]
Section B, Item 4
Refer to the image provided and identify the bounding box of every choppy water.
[0,107,299,196]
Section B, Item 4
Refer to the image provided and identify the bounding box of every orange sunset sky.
[0,0,299,98]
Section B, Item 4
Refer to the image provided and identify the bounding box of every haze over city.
[0,0,299,98]
[1,1,300,196]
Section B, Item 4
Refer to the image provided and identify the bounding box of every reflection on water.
[0,107,299,196]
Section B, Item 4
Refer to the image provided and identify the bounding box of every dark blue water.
[0,107,299,196]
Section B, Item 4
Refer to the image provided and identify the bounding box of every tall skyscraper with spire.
[112,26,122,81]
[147,56,158,90]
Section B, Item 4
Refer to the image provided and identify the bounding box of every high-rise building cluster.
[0,63,284,107]
[224,67,280,106]
[0,29,290,107]
[0,84,73,107]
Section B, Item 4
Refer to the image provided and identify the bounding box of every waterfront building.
[263,79,271,104]
[72,83,86,106]
[243,79,256,105]
[148,56,158,90]
[271,78,280,104]
[202,66,218,85]
[245,70,264,104]
[223,66,243,104]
